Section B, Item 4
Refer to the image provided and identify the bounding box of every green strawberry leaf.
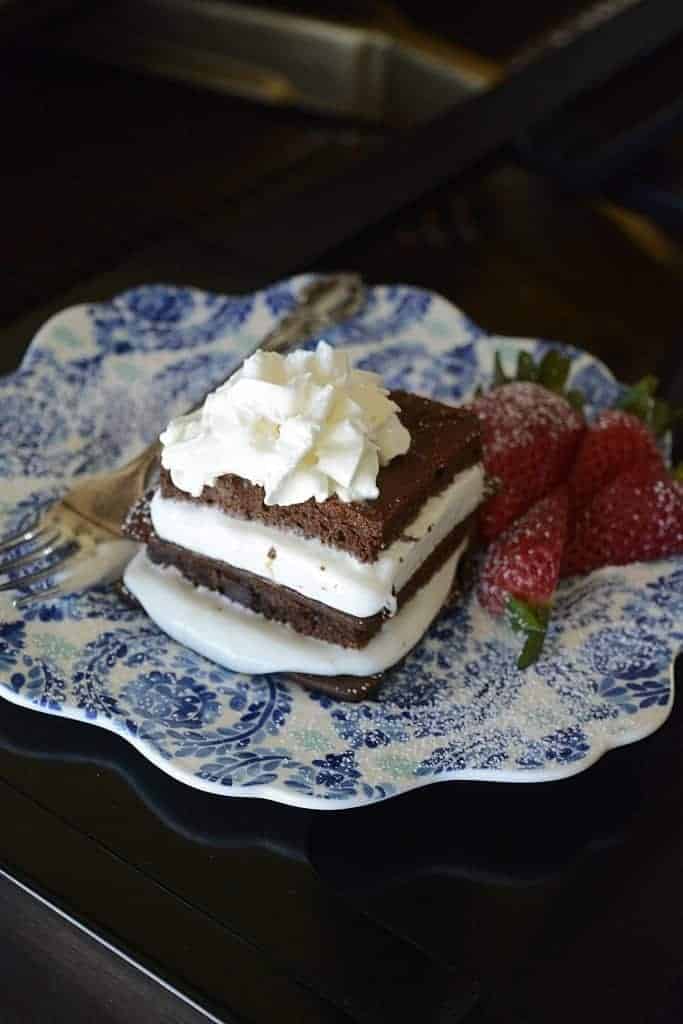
[517,630,548,670]
[493,352,509,388]
[506,597,551,669]
[616,375,682,438]
[565,388,585,412]
[506,596,544,632]
[538,350,571,393]
[617,375,657,419]
[516,351,538,382]
[650,398,671,437]
[488,348,584,412]
[672,463,683,483]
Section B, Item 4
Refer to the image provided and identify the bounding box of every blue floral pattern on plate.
[0,276,678,808]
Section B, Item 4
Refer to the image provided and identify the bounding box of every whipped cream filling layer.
[124,539,467,677]
[150,462,484,618]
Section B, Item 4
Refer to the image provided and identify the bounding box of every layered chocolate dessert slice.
[124,342,483,697]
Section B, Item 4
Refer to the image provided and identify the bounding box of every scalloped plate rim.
[0,659,674,810]
[0,276,678,809]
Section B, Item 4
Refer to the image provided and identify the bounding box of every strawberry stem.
[506,597,551,669]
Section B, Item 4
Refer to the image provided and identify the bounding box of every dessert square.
[123,343,484,697]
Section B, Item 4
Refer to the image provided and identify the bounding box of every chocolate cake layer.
[159,391,481,563]
[147,513,475,649]
[118,538,478,702]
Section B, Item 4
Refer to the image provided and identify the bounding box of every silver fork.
[0,273,366,611]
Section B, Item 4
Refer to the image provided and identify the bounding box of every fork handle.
[64,273,366,537]
[63,441,162,536]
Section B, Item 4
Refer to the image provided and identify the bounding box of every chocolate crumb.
[484,474,502,499]
[267,546,277,560]
[122,489,155,543]
[112,580,142,610]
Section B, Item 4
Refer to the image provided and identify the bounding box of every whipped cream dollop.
[159,341,411,505]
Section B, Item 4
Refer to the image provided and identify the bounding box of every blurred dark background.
[3,0,683,388]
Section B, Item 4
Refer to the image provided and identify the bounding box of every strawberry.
[562,460,683,577]
[567,408,663,513]
[478,486,569,668]
[472,381,584,541]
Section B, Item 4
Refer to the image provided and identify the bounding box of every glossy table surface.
[2,32,683,1024]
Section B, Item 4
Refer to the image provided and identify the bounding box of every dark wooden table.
[2,36,682,1024]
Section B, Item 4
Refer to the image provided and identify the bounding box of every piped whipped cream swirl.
[160,341,411,506]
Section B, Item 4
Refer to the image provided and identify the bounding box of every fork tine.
[11,547,90,608]
[13,585,64,611]
[0,551,71,593]
[0,517,41,553]
[0,533,62,574]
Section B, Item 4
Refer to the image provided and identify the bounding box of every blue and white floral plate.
[0,276,679,808]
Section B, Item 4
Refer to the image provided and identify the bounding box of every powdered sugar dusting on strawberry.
[478,486,569,614]
[472,382,584,541]
[567,409,663,513]
[474,382,579,454]
[563,462,683,576]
